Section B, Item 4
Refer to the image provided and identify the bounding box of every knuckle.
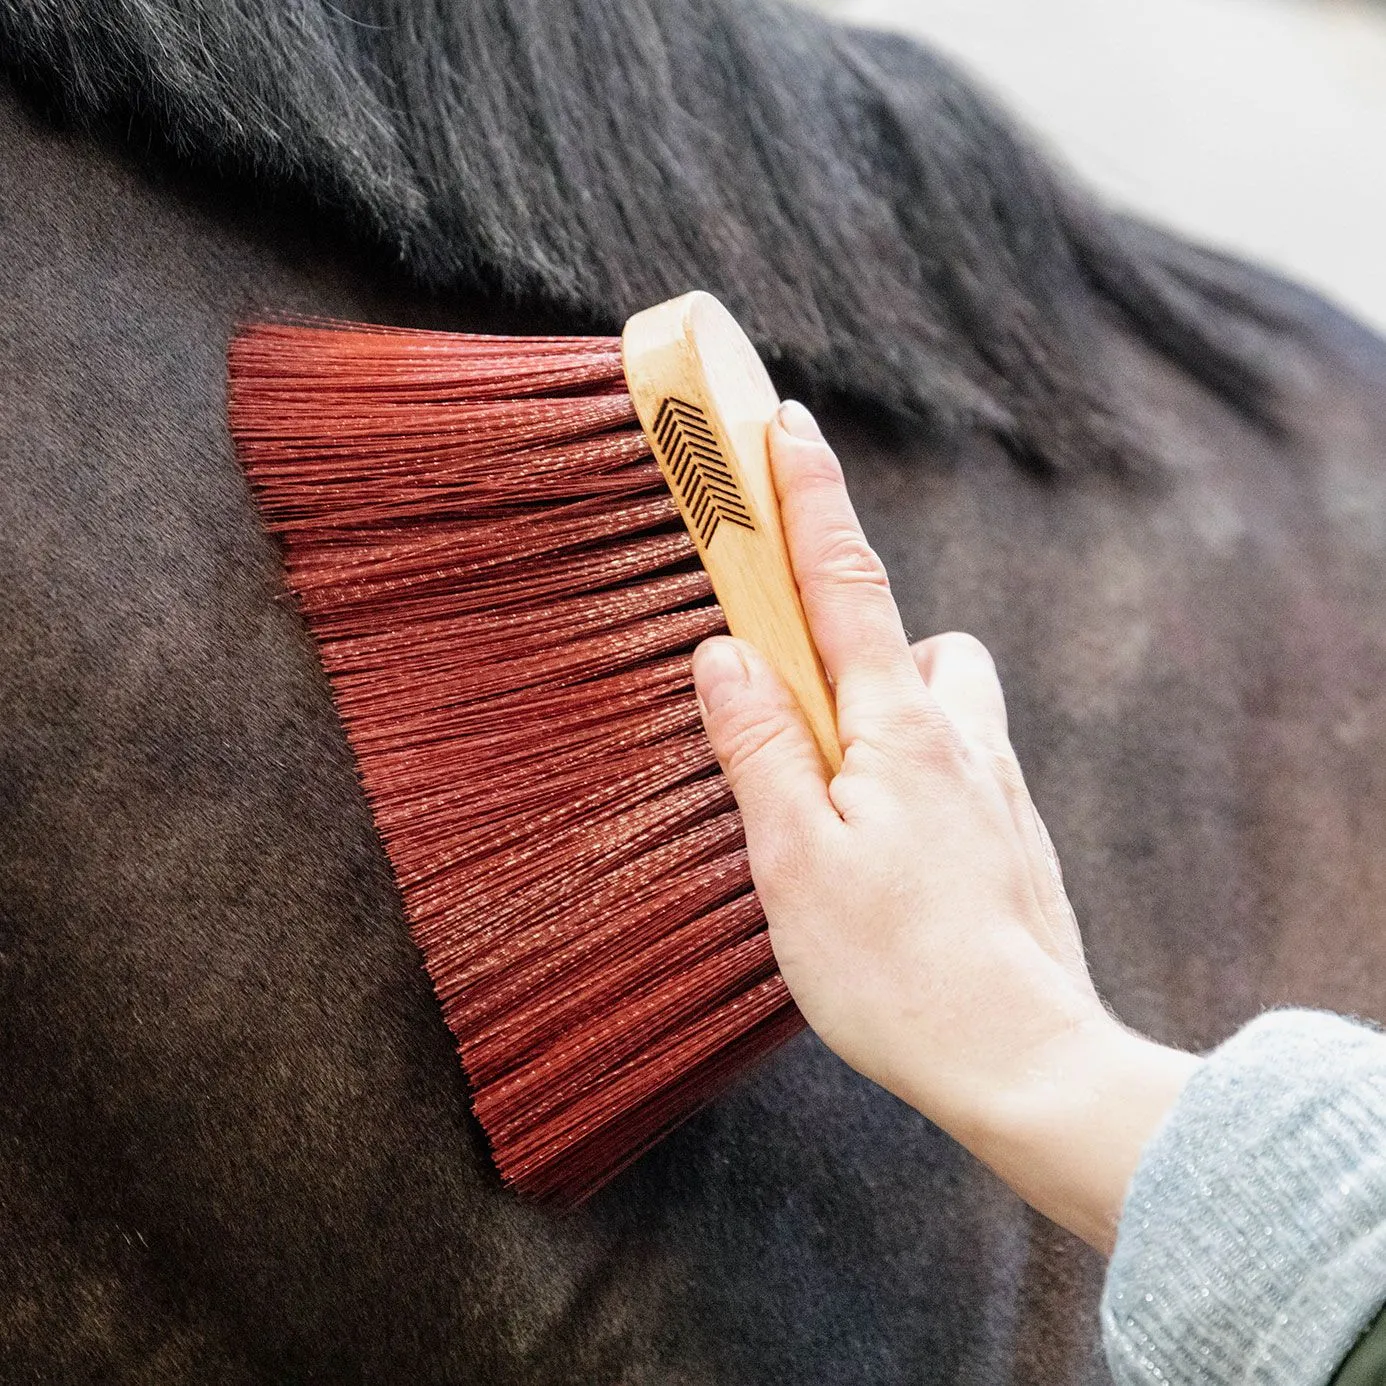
[985,744,1029,801]
[855,697,968,772]
[909,714,974,775]
[808,527,891,593]
[715,702,797,783]
[794,438,847,486]
[933,630,995,666]
[886,696,959,751]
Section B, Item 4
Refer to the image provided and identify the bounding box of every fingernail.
[692,639,750,713]
[777,399,823,442]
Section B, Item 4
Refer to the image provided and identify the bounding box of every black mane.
[0,0,1284,471]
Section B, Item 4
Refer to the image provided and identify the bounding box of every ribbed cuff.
[1101,1010,1386,1386]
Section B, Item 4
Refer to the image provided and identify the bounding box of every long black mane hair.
[1,0,1288,473]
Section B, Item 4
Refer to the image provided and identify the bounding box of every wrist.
[944,1012,1201,1253]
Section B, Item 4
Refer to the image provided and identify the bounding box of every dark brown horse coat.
[2,2,1384,1381]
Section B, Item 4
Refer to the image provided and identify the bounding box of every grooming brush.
[229,292,839,1202]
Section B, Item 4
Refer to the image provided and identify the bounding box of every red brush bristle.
[227,319,803,1202]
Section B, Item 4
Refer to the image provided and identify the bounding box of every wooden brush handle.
[622,292,842,774]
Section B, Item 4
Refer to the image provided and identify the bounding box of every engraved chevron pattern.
[651,396,756,546]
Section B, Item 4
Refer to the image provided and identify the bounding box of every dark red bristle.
[227,318,803,1202]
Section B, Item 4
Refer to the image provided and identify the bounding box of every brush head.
[228,312,804,1202]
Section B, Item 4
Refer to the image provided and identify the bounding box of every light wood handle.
[622,292,842,774]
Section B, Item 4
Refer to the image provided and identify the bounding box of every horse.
[2,1,1384,1380]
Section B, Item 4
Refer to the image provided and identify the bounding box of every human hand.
[691,401,1198,1252]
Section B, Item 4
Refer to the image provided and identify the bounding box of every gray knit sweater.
[1101,1011,1386,1385]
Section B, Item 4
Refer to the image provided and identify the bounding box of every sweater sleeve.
[1101,1010,1386,1386]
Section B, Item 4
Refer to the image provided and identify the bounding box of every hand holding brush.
[231,292,1194,1215]
[693,400,1200,1255]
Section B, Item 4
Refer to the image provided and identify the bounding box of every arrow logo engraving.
[651,397,756,546]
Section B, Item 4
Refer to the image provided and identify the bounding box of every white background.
[811,0,1386,335]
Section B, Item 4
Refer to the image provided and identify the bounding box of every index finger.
[769,401,924,736]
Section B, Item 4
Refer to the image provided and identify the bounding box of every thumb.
[692,637,834,848]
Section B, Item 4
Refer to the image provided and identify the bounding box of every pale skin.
[691,399,1201,1255]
